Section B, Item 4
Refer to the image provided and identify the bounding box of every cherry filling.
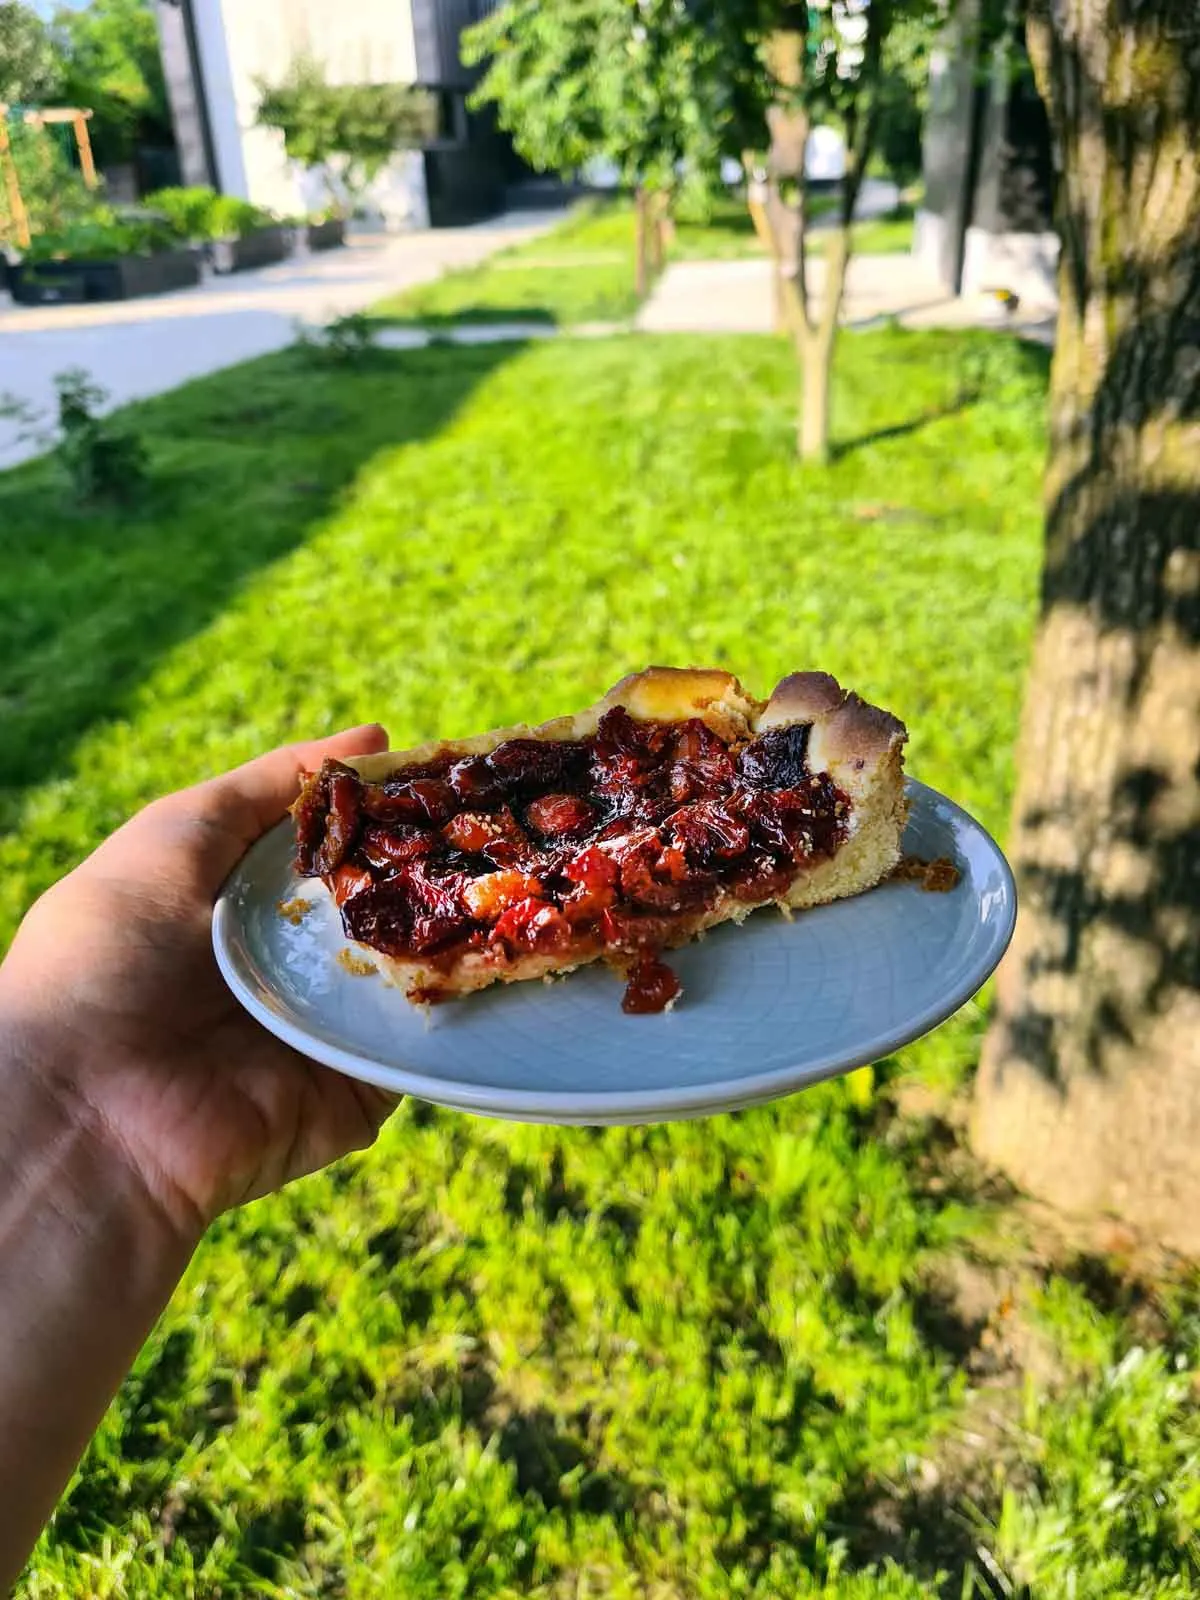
[292,708,850,1011]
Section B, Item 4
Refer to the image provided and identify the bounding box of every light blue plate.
[213,780,1015,1124]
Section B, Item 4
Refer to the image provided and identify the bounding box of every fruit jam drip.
[293,708,850,1011]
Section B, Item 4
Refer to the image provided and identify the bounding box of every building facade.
[155,0,511,227]
[917,0,1058,305]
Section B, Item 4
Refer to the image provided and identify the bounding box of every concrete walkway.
[638,252,1056,341]
[0,211,562,469]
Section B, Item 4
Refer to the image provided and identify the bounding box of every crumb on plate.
[277,896,314,925]
[891,855,962,892]
[336,947,378,977]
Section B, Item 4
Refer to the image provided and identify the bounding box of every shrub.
[143,186,277,242]
[294,310,378,366]
[257,56,435,216]
[208,193,275,239]
[0,367,147,504]
[54,368,148,503]
[22,210,180,263]
[140,184,219,241]
[0,121,96,250]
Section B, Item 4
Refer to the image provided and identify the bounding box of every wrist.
[0,1000,204,1263]
[0,1000,195,1591]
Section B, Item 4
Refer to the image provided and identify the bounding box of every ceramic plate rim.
[212,779,1016,1122]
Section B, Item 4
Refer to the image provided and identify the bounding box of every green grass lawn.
[372,197,917,327]
[5,329,1199,1599]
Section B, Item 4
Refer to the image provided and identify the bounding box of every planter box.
[305,217,346,251]
[9,247,201,305]
[211,224,291,274]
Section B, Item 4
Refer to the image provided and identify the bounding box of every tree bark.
[795,227,850,463]
[745,166,792,334]
[650,192,669,276]
[972,1,1200,1254]
[634,186,649,300]
[797,329,832,461]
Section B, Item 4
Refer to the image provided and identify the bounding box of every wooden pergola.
[0,104,98,250]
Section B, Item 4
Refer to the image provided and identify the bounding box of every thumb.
[205,725,390,841]
[152,725,391,887]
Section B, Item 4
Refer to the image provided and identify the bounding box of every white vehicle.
[805,125,847,183]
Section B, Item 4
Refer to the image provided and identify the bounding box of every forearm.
[0,1014,196,1591]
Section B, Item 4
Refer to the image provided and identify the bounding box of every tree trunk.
[650,193,668,276]
[634,186,649,300]
[972,1,1200,1254]
[745,167,791,335]
[797,327,834,462]
[796,227,850,463]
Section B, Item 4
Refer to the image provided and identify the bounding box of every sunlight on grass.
[372,197,916,327]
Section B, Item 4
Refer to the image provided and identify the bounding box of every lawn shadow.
[496,1404,636,1515]
[833,392,982,457]
[834,336,1052,458]
[0,340,521,825]
[373,305,560,330]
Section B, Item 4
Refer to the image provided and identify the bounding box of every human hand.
[0,727,396,1244]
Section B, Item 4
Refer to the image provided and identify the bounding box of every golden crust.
[347,666,764,781]
[593,666,762,743]
[758,670,845,725]
[758,672,907,806]
[322,666,909,1003]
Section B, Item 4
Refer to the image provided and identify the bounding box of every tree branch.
[841,0,889,225]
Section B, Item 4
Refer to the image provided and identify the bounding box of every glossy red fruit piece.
[448,755,505,806]
[616,834,703,913]
[292,764,334,874]
[361,782,426,825]
[737,723,812,788]
[329,862,373,906]
[667,800,750,865]
[359,824,435,871]
[526,793,595,836]
[315,771,362,874]
[621,952,682,1014]
[486,738,588,796]
[397,863,473,953]
[444,812,499,854]
[464,870,544,920]
[490,897,570,953]
[564,845,620,889]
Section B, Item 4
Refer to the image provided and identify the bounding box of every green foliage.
[140,183,218,240]
[772,0,941,152]
[0,117,95,246]
[294,311,380,367]
[1,366,146,505]
[463,0,763,202]
[143,185,275,240]
[51,0,172,167]
[256,55,434,213]
[0,0,60,103]
[203,192,274,239]
[873,12,936,185]
[22,205,177,260]
[15,176,273,260]
[53,366,147,504]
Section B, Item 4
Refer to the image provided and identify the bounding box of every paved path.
[638,252,1056,341]
[0,211,562,468]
